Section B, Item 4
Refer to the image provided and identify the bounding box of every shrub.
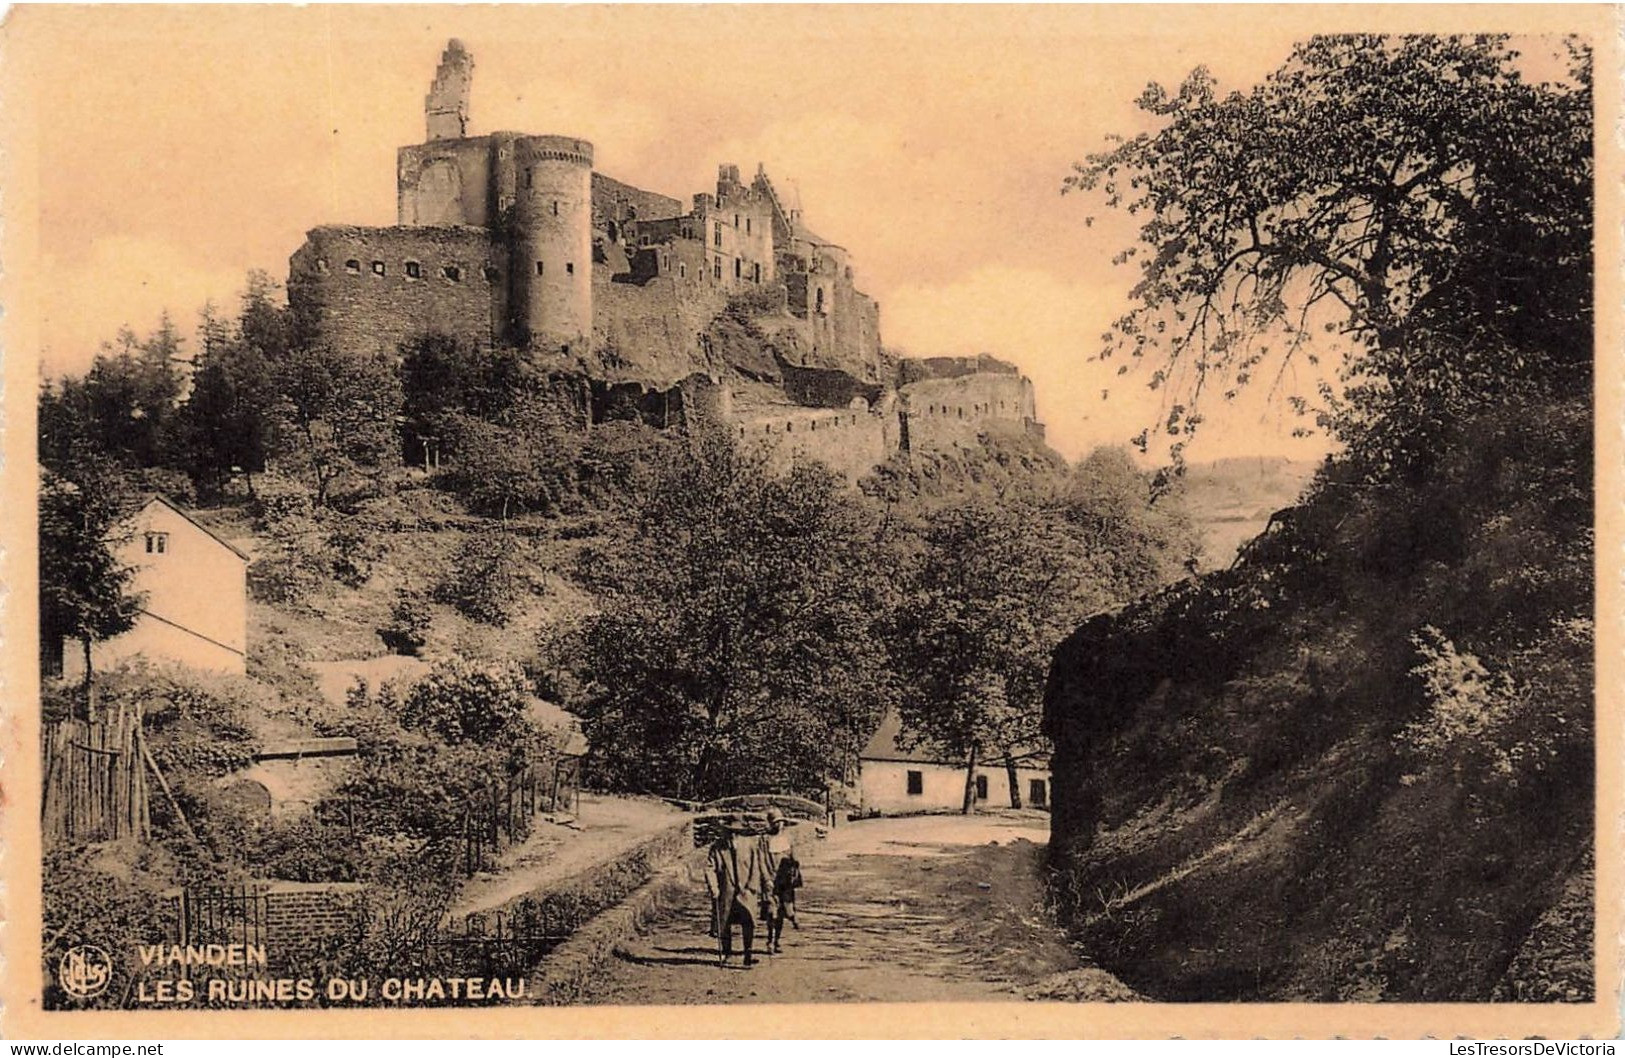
[381,587,433,656]
[436,528,525,626]
[399,657,531,745]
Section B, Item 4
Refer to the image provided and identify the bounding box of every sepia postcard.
[0,3,1619,1040]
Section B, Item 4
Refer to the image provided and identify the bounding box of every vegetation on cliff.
[1046,34,1593,1000]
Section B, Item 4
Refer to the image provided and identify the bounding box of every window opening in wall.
[536,261,545,276]
[975,775,989,800]
[404,261,422,280]
[679,263,687,278]
[345,259,361,275]
[144,532,169,555]
[745,217,752,234]
[734,258,742,279]
[525,168,533,189]
[566,262,574,274]
[443,265,462,282]
[815,287,825,314]
[753,262,761,283]
[552,201,559,217]
[483,266,500,283]
[906,770,924,795]
[1029,779,1048,808]
[713,258,722,280]
[713,222,722,247]
[958,407,964,419]
[734,213,740,228]
[371,261,386,276]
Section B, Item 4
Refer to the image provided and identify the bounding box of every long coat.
[711,833,775,922]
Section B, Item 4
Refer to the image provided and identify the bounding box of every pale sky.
[12,5,1560,462]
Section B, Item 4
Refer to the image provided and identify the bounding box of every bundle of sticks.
[692,811,781,846]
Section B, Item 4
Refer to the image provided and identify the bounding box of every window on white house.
[145,532,169,555]
[1029,779,1048,807]
[975,775,989,800]
[906,771,923,795]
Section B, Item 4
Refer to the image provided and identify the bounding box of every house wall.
[62,501,248,678]
[860,759,1052,815]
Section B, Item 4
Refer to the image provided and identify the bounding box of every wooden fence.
[41,706,151,844]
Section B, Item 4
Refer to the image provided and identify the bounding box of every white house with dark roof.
[858,711,1051,816]
[59,495,250,678]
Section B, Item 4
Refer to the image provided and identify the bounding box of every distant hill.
[1179,456,1320,569]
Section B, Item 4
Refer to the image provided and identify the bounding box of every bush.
[436,528,525,626]
[381,587,433,656]
[399,657,532,745]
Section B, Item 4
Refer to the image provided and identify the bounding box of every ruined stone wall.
[591,241,729,386]
[398,135,498,226]
[592,172,683,231]
[738,405,897,483]
[899,372,1039,454]
[288,225,501,359]
[897,353,1020,385]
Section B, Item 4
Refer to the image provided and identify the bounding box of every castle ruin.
[286,39,1045,479]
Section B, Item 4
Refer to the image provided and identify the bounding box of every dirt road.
[588,812,1088,1004]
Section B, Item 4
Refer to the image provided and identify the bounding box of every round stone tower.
[510,134,593,349]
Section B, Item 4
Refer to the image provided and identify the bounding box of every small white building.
[59,495,250,678]
[858,712,1051,816]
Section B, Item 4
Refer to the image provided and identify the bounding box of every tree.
[890,501,1100,812]
[39,317,187,475]
[38,460,143,711]
[567,432,895,800]
[1063,446,1202,591]
[1070,35,1591,475]
[269,343,402,507]
[175,298,277,499]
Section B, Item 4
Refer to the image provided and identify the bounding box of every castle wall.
[592,240,729,386]
[398,137,498,227]
[738,406,897,483]
[593,172,684,231]
[898,372,1040,453]
[288,225,501,359]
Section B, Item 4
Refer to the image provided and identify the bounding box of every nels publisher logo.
[58,944,113,1000]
